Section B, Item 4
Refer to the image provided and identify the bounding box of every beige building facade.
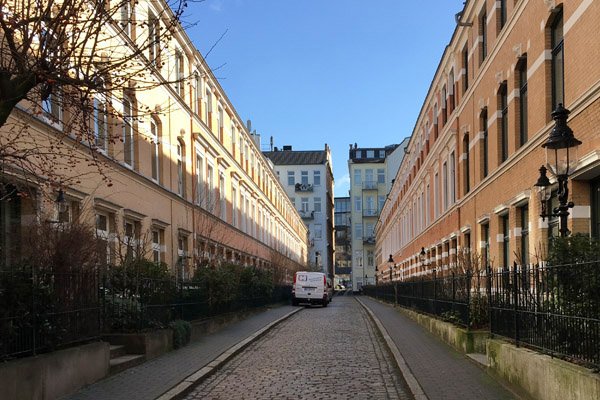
[377,0,600,280]
[0,0,308,276]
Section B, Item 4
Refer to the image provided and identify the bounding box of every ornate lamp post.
[534,104,581,238]
[388,254,394,282]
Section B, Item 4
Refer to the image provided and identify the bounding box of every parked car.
[292,271,330,307]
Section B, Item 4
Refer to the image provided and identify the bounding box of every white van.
[292,271,331,307]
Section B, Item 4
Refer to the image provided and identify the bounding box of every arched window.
[150,119,160,181]
[177,140,185,196]
[551,9,564,110]
[123,95,134,167]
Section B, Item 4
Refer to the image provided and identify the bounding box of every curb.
[155,307,303,400]
[355,297,429,400]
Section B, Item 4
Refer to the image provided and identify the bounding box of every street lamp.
[388,254,394,282]
[534,104,581,238]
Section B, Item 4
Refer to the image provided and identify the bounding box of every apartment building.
[348,144,404,290]
[334,197,352,287]
[264,145,335,278]
[376,0,600,281]
[0,0,308,275]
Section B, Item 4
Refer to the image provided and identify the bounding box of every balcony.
[295,183,313,192]
[299,210,314,220]
[308,239,314,247]
[362,181,378,190]
[362,208,379,218]
[363,236,376,245]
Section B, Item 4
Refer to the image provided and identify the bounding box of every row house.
[376,0,600,281]
[0,0,308,276]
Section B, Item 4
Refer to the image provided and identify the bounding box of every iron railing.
[488,261,600,368]
[0,268,100,361]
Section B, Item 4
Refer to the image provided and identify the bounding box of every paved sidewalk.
[65,305,298,400]
[358,297,516,400]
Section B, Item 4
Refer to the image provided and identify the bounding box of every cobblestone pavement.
[185,296,411,400]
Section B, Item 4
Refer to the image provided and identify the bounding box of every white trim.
[528,50,552,81]
[570,206,590,219]
[564,0,593,35]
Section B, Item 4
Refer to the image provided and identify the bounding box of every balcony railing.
[363,236,376,245]
[295,183,313,192]
[363,208,379,217]
[299,210,314,220]
[363,181,378,190]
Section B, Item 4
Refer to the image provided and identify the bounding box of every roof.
[263,150,327,165]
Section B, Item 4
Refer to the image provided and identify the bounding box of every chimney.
[247,120,252,132]
[282,145,292,151]
[274,146,278,152]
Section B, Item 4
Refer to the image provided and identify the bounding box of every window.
[314,224,322,239]
[96,213,111,264]
[177,141,184,196]
[124,220,140,262]
[433,103,438,139]
[121,0,131,37]
[365,169,374,185]
[520,205,529,266]
[301,197,309,212]
[366,223,374,238]
[355,250,363,267]
[150,120,159,181]
[287,171,295,186]
[441,85,447,124]
[123,95,134,167]
[175,52,185,97]
[232,187,238,228]
[205,87,212,125]
[442,162,448,211]
[551,10,564,110]
[195,153,204,205]
[94,97,108,151]
[481,222,490,267]
[463,134,470,194]
[218,107,224,141]
[355,223,363,239]
[480,7,487,63]
[519,57,528,146]
[367,250,374,266]
[301,171,308,185]
[207,164,214,212]
[313,170,321,186]
[377,169,385,184]
[425,184,430,225]
[42,87,62,124]
[378,196,385,212]
[152,229,162,263]
[463,45,469,93]
[449,71,455,111]
[450,152,456,204]
[354,196,362,212]
[194,74,202,115]
[499,0,507,31]
[434,172,439,218]
[500,81,508,163]
[354,169,362,185]
[482,108,488,178]
[219,173,226,219]
[314,197,322,213]
[502,215,510,269]
[148,11,160,64]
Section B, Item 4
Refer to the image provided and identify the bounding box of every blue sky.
[185,0,464,196]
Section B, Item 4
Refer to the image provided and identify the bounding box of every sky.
[184,0,464,196]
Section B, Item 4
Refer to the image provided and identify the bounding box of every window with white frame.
[94,97,108,151]
[355,250,363,266]
[150,120,159,181]
[442,162,448,211]
[123,95,134,167]
[434,172,439,218]
[354,169,362,185]
[301,197,309,212]
[301,171,308,185]
[177,141,184,196]
[314,197,321,213]
[377,169,385,184]
[219,173,226,220]
[355,223,363,239]
[314,224,322,239]
[287,171,295,186]
[313,170,321,186]
[148,11,160,64]
[195,152,204,205]
[205,87,212,124]
[354,196,362,212]
[365,169,374,185]
[194,73,201,114]
[207,164,214,212]
[42,87,63,126]
[96,213,112,264]
[450,151,456,205]
[232,186,238,227]
[367,250,374,266]
[152,229,162,263]
[378,196,385,212]
[175,51,185,97]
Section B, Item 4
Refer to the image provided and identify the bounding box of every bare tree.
[0,0,192,191]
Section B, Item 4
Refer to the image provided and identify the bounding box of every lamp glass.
[546,144,579,177]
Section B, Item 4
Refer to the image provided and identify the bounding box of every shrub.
[169,320,192,349]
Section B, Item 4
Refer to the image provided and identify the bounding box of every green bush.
[169,320,192,349]
[469,296,489,330]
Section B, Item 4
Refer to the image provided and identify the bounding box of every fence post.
[513,262,519,347]
[452,272,456,315]
[433,269,437,315]
[394,282,398,306]
[139,279,144,332]
[32,266,37,356]
[466,270,471,330]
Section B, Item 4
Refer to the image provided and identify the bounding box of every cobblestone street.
[184,296,411,400]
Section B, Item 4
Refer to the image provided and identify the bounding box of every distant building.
[264,145,335,278]
[348,143,405,290]
[334,197,351,287]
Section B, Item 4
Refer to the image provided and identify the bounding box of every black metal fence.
[1,266,291,361]
[365,271,487,328]
[365,261,600,368]
[488,261,600,368]
[0,268,100,361]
